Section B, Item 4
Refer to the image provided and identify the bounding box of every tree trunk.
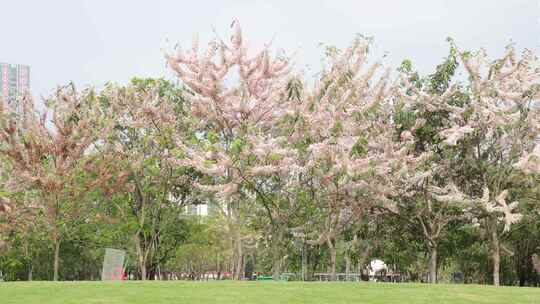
[345,253,351,281]
[28,262,33,281]
[357,245,371,276]
[217,252,221,280]
[24,240,33,281]
[271,229,284,280]
[53,238,61,281]
[140,264,147,280]
[272,258,282,280]
[227,201,244,281]
[234,251,243,280]
[492,230,501,286]
[134,234,147,280]
[428,244,437,284]
[241,252,247,280]
[233,228,243,280]
[327,239,337,281]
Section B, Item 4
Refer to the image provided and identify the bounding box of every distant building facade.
[183,202,221,217]
[185,204,208,216]
[0,62,30,106]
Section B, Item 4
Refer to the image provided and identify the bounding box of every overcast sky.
[2,0,539,98]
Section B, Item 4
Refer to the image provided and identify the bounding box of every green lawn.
[1,281,539,304]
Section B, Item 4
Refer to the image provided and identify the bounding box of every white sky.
[1,0,539,98]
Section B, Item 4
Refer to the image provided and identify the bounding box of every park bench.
[314,273,362,281]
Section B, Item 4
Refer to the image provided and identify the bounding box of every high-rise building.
[0,63,30,106]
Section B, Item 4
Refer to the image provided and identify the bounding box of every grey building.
[0,62,30,106]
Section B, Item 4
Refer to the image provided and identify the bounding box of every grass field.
[1,281,539,304]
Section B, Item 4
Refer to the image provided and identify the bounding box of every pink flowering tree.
[450,46,539,286]
[403,44,540,286]
[95,79,201,280]
[289,38,426,280]
[166,22,299,280]
[393,46,474,283]
[0,197,14,252]
[0,87,112,281]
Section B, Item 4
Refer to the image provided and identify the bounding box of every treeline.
[0,24,538,286]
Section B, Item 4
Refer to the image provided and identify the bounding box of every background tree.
[0,86,112,280]
[166,22,298,279]
[97,78,200,280]
[287,37,426,280]
[402,44,540,286]
[393,45,471,283]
